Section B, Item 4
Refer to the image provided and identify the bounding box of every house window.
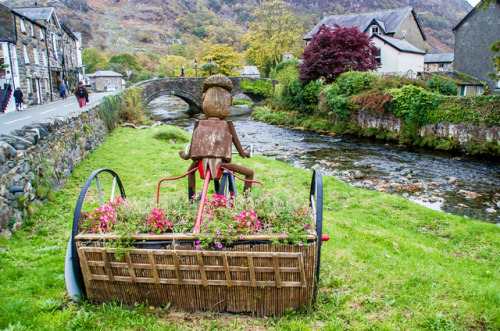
[438,63,445,71]
[42,51,47,66]
[26,78,31,93]
[33,48,39,64]
[20,18,26,34]
[375,47,381,64]
[40,29,44,40]
[51,33,58,60]
[23,45,30,64]
[30,23,35,37]
[371,25,379,35]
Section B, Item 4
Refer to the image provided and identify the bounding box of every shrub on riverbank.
[0,125,498,329]
[99,86,150,131]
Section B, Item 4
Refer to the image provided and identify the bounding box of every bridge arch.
[136,77,276,114]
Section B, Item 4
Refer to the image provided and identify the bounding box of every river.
[147,96,500,224]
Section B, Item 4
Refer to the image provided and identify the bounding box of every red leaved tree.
[299,24,379,83]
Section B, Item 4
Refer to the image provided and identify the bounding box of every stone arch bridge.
[135,77,276,114]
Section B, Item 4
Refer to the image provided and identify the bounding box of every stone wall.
[0,103,107,230]
[346,109,499,145]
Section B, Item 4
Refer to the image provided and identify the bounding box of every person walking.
[13,87,24,111]
[59,82,67,99]
[73,81,88,108]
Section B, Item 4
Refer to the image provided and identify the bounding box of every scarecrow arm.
[228,121,249,158]
[179,120,199,159]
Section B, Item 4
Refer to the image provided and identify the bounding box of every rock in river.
[485,208,497,214]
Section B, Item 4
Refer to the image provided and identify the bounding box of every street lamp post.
[193,59,199,77]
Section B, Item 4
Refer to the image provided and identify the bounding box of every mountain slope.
[0,0,472,54]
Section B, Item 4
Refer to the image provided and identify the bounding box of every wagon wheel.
[309,169,323,297]
[65,169,126,301]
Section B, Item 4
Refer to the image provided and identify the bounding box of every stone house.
[0,3,51,111]
[453,0,500,94]
[424,53,454,72]
[85,70,124,92]
[303,7,427,75]
[13,6,67,94]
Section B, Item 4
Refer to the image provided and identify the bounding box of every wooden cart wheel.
[65,169,126,301]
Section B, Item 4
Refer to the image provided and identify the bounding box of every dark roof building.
[453,0,500,93]
[372,34,425,54]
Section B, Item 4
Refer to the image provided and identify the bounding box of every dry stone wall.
[0,103,107,230]
[348,110,499,145]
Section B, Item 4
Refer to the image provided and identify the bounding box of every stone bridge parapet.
[136,77,275,114]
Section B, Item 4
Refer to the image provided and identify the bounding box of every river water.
[147,96,500,224]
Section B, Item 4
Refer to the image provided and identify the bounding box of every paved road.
[0,91,117,135]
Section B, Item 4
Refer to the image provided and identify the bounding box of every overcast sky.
[467,0,481,6]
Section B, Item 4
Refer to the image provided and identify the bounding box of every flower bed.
[74,191,319,316]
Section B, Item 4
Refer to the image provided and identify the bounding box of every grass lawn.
[0,125,498,330]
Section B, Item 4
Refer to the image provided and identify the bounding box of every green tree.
[243,1,304,77]
[108,53,142,77]
[158,55,188,77]
[203,44,243,76]
[82,48,108,73]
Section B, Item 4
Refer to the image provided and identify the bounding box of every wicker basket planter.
[74,233,318,316]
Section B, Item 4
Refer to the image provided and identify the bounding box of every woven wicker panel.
[75,240,318,316]
[78,248,307,288]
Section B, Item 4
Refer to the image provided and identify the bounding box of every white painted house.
[371,34,425,76]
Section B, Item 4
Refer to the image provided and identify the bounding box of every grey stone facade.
[12,12,51,105]
[0,102,108,230]
[453,1,500,94]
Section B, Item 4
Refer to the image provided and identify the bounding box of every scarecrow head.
[202,75,233,120]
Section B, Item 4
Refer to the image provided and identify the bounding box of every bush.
[131,71,155,83]
[280,79,322,114]
[119,87,146,124]
[425,76,458,96]
[367,75,426,94]
[270,59,300,85]
[240,79,274,98]
[350,93,393,114]
[336,71,379,96]
[325,84,350,122]
[387,86,442,133]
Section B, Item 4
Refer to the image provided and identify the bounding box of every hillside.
[0,0,472,54]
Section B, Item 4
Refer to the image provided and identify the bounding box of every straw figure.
[179,75,254,198]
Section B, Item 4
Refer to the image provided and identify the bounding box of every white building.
[371,34,425,76]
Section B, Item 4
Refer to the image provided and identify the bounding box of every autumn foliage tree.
[299,25,379,84]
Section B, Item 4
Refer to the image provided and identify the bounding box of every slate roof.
[237,66,261,77]
[304,7,426,41]
[86,70,123,78]
[12,6,59,27]
[424,53,454,63]
[0,4,16,43]
[371,34,425,54]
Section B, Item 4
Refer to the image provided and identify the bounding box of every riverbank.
[0,125,498,329]
[252,105,500,159]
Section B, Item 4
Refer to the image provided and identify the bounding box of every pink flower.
[298,241,303,246]
[217,243,223,249]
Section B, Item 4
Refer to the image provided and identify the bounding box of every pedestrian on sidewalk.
[13,87,24,111]
[74,81,88,108]
[60,82,67,99]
